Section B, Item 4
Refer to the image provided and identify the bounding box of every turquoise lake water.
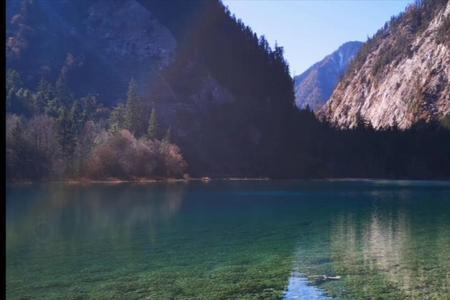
[6,180,450,299]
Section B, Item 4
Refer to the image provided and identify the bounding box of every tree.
[56,107,76,166]
[109,103,127,133]
[6,114,51,180]
[44,80,66,118]
[14,87,35,116]
[26,115,60,177]
[28,115,58,152]
[35,79,54,115]
[70,99,87,136]
[5,69,33,115]
[6,115,26,178]
[73,121,98,176]
[6,69,23,111]
[125,79,145,136]
[80,95,100,121]
[147,108,159,140]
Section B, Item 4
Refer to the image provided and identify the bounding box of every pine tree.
[70,99,86,136]
[6,69,28,114]
[56,107,76,162]
[35,79,54,115]
[45,96,62,118]
[6,69,23,111]
[45,79,70,118]
[147,108,159,140]
[125,79,143,136]
[15,87,35,116]
[109,103,127,133]
[81,95,99,121]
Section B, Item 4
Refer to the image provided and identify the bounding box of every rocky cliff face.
[320,0,450,129]
[294,41,363,111]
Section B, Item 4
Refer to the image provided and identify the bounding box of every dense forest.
[5,0,450,181]
[6,71,187,180]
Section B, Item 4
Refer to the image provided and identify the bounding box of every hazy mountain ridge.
[6,0,176,102]
[320,0,450,129]
[294,41,363,111]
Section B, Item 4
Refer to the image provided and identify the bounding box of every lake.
[6,180,450,299]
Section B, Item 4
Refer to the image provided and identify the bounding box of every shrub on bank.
[86,130,187,180]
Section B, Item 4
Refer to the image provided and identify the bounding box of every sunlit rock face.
[320,0,450,129]
[294,41,363,111]
[6,0,176,103]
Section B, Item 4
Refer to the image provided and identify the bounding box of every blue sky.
[221,0,414,76]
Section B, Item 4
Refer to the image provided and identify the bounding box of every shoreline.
[5,177,272,186]
[6,177,450,186]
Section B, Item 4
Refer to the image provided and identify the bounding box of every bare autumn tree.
[73,121,99,176]
[25,114,61,177]
[86,130,187,179]
[6,114,54,180]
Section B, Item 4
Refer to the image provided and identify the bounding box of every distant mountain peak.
[293,41,363,111]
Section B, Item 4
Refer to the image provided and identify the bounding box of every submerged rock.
[309,275,342,285]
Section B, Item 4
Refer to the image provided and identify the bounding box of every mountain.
[6,0,450,181]
[6,0,177,103]
[6,0,297,177]
[319,0,450,129]
[294,41,363,111]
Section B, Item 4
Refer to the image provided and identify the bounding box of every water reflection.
[330,200,450,299]
[6,180,450,299]
[283,181,450,299]
[6,183,186,260]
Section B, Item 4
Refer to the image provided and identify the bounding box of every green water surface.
[6,180,450,299]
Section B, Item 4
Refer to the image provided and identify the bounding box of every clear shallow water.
[6,180,450,299]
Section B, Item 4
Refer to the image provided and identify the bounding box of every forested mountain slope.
[6,0,296,178]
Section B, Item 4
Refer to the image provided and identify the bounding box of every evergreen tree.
[80,95,99,121]
[109,103,127,133]
[45,96,62,118]
[125,79,143,136]
[147,108,159,140]
[14,87,35,116]
[70,100,86,136]
[35,79,54,115]
[6,69,30,114]
[6,69,23,111]
[56,107,76,162]
[45,79,69,118]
